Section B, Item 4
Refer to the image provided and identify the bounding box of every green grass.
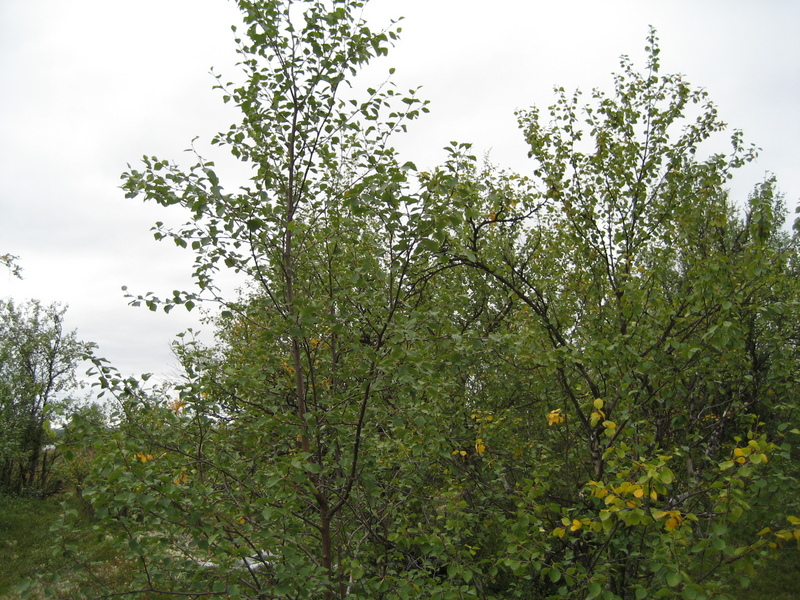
[0,495,66,597]
[738,547,800,600]
[0,494,134,600]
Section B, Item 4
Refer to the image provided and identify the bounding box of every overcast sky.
[1,0,798,382]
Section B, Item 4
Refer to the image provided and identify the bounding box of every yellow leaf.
[547,409,565,426]
[593,398,604,410]
[570,519,582,531]
[757,527,772,536]
[553,527,566,538]
[665,517,679,531]
[633,488,644,498]
[615,482,631,494]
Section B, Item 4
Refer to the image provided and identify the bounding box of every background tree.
[0,299,86,495]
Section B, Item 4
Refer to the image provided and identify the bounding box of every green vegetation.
[739,548,800,600]
[2,494,799,598]
[0,299,87,496]
[0,254,22,280]
[4,0,800,599]
[0,495,62,596]
[0,495,136,600]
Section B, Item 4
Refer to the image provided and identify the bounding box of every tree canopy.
[61,2,800,599]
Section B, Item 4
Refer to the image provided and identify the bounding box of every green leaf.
[586,581,602,599]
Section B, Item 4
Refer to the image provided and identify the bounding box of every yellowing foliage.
[547,409,565,426]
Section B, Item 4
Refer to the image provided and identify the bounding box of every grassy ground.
[0,494,134,600]
[738,547,800,600]
[2,494,800,599]
[0,495,66,597]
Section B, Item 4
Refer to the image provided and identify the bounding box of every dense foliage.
[56,1,800,599]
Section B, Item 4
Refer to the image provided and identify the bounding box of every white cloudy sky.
[1,0,798,381]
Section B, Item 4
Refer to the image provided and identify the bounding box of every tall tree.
[80,1,448,598]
